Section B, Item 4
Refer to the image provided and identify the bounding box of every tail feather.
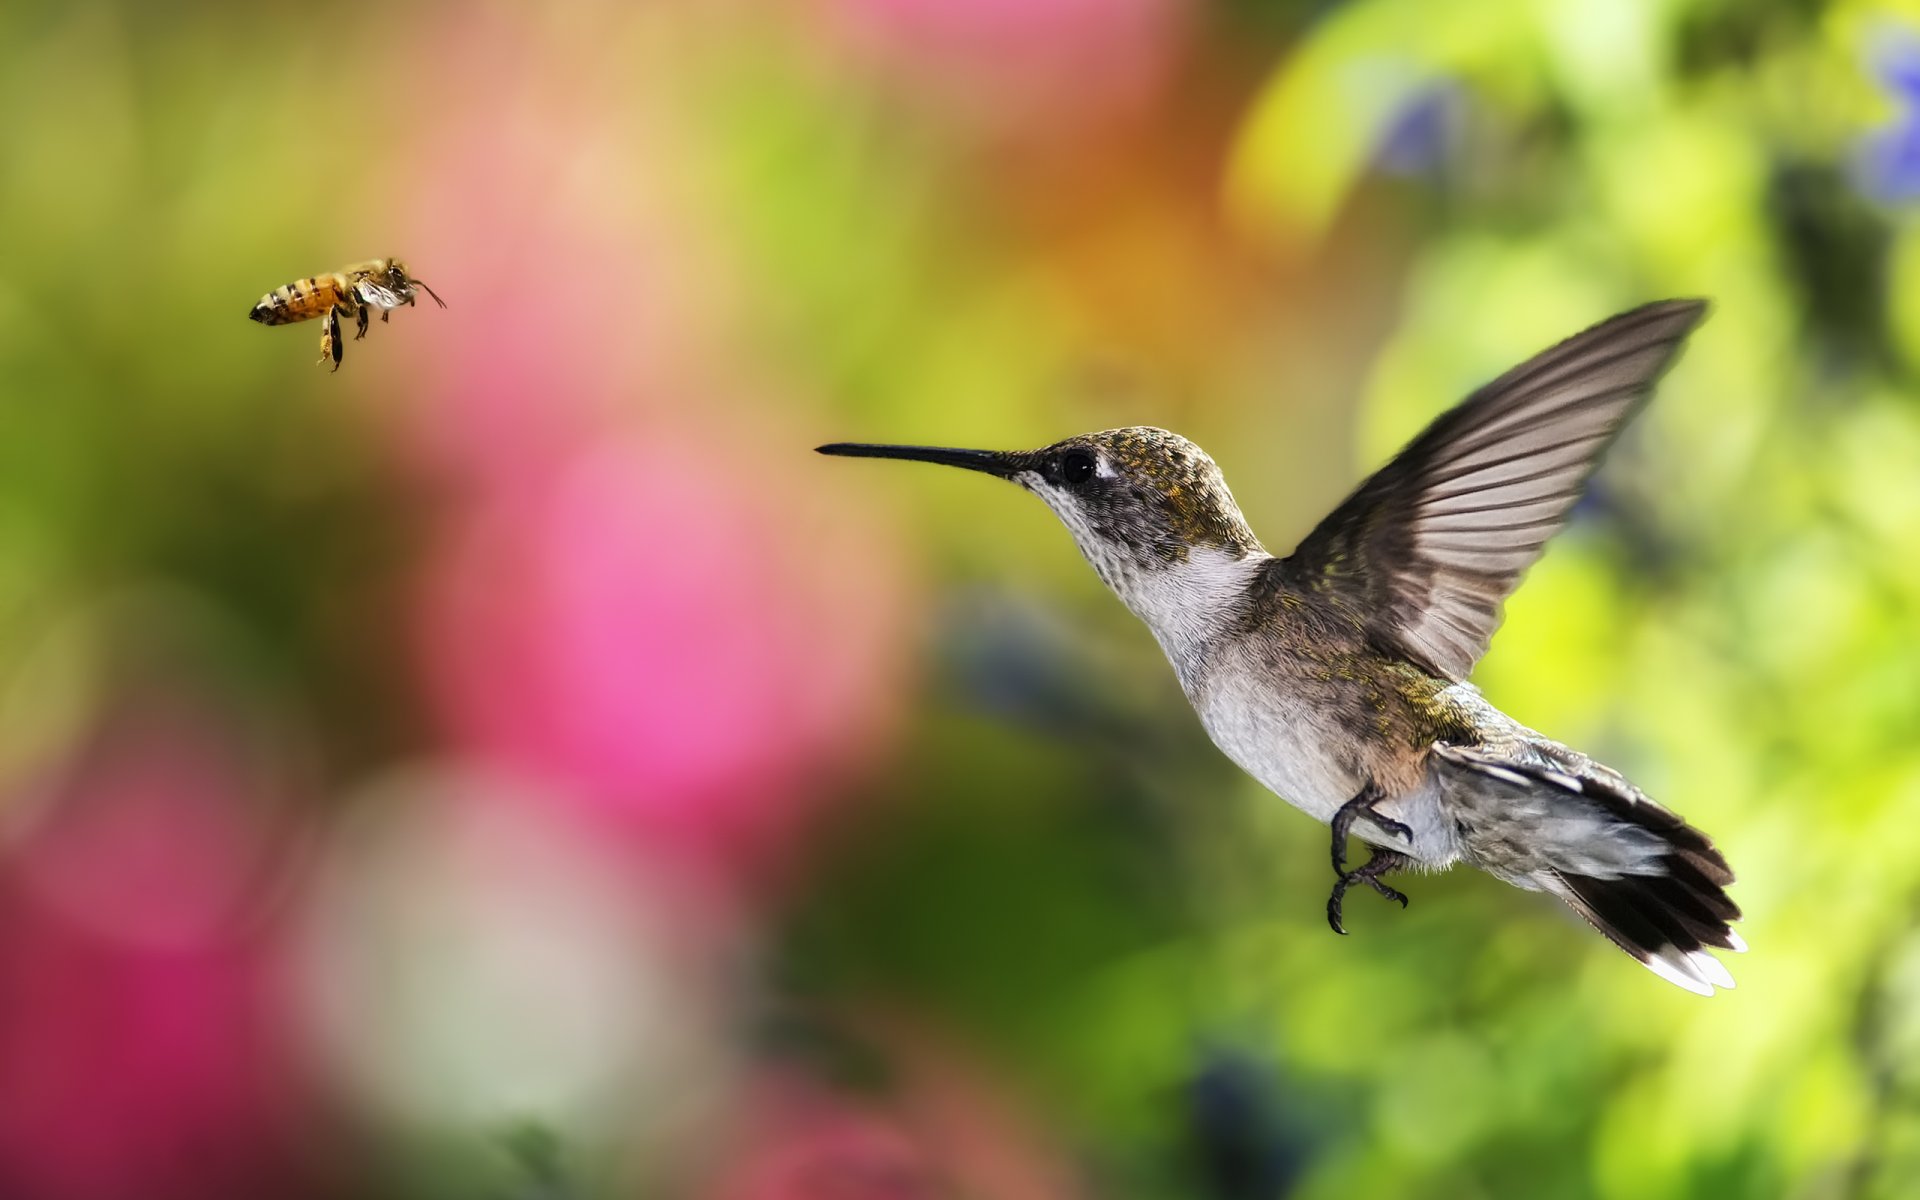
[1641,878,1739,952]
[1434,739,1742,994]
[1551,870,1741,995]
[1673,845,1735,889]
[1646,871,1741,931]
[1555,761,1744,992]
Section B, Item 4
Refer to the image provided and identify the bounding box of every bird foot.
[1326,848,1413,935]
[1329,779,1412,874]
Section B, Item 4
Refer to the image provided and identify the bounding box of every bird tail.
[1544,849,1744,996]
[1434,740,1743,995]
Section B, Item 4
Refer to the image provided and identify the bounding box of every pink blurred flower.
[371,13,749,497]
[0,632,313,1200]
[375,15,917,893]
[699,1017,1085,1200]
[820,0,1189,127]
[416,431,911,891]
[11,684,300,950]
[704,1082,937,1200]
[0,904,304,1200]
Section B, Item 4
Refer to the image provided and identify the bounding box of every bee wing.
[354,279,410,311]
[1279,300,1707,680]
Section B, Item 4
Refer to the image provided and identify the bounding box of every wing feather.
[1280,299,1707,678]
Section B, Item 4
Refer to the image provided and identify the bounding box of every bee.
[248,258,445,371]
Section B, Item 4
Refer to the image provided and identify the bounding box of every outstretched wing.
[1281,300,1708,680]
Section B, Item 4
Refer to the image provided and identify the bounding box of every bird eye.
[1059,449,1096,485]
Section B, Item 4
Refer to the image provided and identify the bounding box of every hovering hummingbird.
[820,300,1742,995]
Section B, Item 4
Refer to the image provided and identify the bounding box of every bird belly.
[1188,671,1459,865]
[1193,686,1350,821]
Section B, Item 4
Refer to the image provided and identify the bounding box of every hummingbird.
[819,299,1743,995]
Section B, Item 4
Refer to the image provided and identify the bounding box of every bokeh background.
[2,0,1919,1196]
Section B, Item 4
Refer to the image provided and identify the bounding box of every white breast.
[1189,668,1355,823]
[1111,549,1358,821]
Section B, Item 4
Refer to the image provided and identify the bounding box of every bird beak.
[816,442,1022,478]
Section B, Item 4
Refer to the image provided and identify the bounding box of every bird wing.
[1279,300,1708,680]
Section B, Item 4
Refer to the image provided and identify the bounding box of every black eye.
[1059,449,1096,485]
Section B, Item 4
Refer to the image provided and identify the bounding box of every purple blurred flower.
[1373,83,1460,179]
[1184,1046,1312,1200]
[1854,32,1920,202]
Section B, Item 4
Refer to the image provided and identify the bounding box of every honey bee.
[248,258,445,371]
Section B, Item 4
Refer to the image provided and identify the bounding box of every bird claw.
[1329,779,1411,874]
[1325,848,1413,935]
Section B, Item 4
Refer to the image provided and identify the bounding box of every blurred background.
[1,0,1918,1196]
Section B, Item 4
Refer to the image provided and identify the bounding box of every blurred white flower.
[291,763,740,1146]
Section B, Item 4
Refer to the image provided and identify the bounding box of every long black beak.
[816,442,1021,478]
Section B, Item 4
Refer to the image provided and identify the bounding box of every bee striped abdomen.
[248,274,346,325]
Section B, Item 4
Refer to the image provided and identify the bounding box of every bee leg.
[380,311,390,323]
[318,308,344,371]
[354,303,370,341]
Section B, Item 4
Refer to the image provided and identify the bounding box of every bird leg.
[1329,778,1412,874]
[1326,847,1412,935]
